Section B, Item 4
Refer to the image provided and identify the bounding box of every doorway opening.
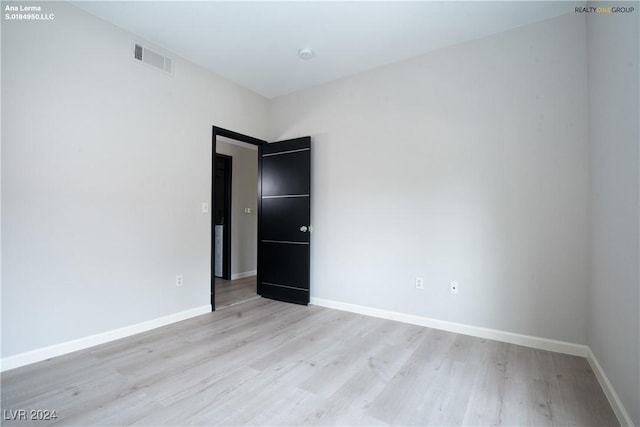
[211,127,266,310]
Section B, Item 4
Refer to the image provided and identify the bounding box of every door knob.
[300,226,308,232]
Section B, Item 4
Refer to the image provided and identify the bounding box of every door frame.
[214,153,232,280]
[211,126,266,310]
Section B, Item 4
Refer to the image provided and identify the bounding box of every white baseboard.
[2,296,633,426]
[587,348,635,427]
[0,305,211,372]
[231,270,256,280]
[310,297,588,357]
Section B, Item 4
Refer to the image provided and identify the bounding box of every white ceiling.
[74,1,583,99]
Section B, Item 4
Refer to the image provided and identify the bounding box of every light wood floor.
[1,298,618,426]
[215,276,258,310]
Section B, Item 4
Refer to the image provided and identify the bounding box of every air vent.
[133,43,173,75]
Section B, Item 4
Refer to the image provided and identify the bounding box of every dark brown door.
[258,137,311,305]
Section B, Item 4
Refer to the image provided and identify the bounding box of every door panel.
[262,197,309,242]
[261,242,309,289]
[260,286,310,307]
[258,137,311,305]
[262,150,310,197]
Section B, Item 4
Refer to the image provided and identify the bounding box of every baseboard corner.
[586,347,635,427]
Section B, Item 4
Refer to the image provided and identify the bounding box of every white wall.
[270,13,590,344]
[1,2,268,357]
[586,3,639,425]
[216,140,258,277]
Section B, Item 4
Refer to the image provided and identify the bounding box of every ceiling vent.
[133,43,173,75]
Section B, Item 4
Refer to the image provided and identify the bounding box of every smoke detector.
[298,48,315,60]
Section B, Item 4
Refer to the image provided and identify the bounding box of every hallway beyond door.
[215,276,258,309]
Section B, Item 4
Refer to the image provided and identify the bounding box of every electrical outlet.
[176,275,183,287]
[450,281,459,294]
[415,277,424,289]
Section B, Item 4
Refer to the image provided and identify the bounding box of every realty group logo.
[575,5,636,14]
